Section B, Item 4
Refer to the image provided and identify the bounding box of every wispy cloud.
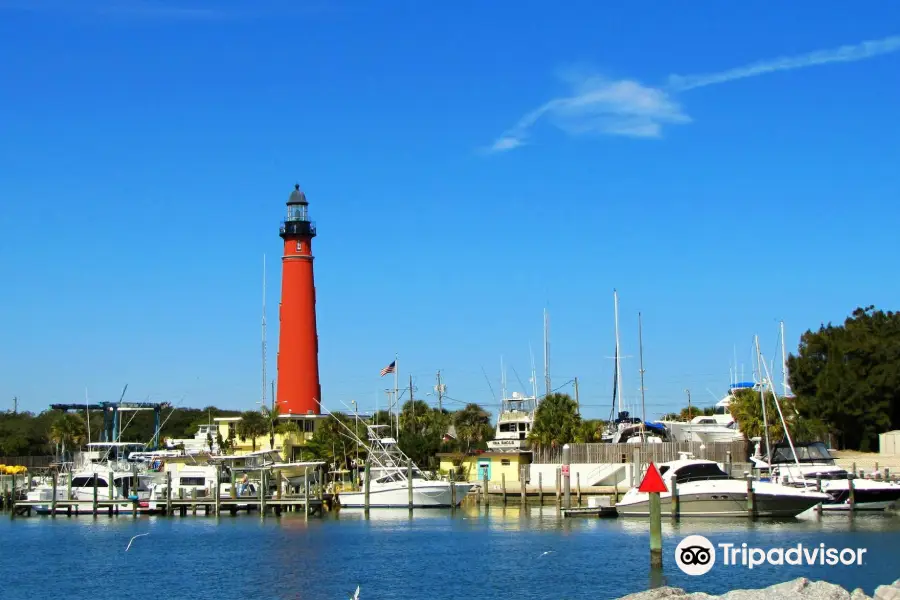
[669,34,900,91]
[488,74,690,152]
[0,0,228,19]
[488,34,900,153]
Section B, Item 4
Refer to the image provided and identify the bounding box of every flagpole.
[394,353,399,442]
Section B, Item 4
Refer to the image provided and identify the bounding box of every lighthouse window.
[296,241,303,252]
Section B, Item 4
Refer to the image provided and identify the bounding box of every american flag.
[380,360,396,377]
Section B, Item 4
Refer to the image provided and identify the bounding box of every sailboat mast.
[543,308,551,396]
[262,254,268,410]
[780,320,790,396]
[638,312,646,436]
[529,344,538,401]
[755,335,772,464]
[614,290,623,413]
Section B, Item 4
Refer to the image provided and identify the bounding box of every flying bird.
[125,533,150,552]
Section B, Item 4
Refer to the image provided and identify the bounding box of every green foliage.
[529,393,581,449]
[730,388,827,443]
[574,419,606,443]
[48,413,87,461]
[236,410,268,451]
[304,412,368,469]
[788,306,900,451]
[451,403,493,453]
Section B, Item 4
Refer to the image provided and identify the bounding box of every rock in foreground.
[615,577,900,600]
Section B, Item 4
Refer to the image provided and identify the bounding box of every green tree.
[788,306,900,451]
[730,388,827,446]
[236,410,268,451]
[261,403,282,450]
[305,412,367,469]
[529,393,581,450]
[48,413,87,462]
[452,403,493,452]
[574,419,605,443]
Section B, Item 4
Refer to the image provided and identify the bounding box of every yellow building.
[437,451,532,484]
[213,414,328,460]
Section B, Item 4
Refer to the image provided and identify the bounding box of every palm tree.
[528,392,581,450]
[261,403,282,450]
[237,410,268,451]
[48,413,87,463]
[453,403,492,452]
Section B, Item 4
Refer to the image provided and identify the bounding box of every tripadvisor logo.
[675,535,867,576]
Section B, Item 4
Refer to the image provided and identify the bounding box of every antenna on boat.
[500,355,507,402]
[543,308,551,397]
[780,320,791,397]
[529,344,538,401]
[85,388,91,446]
[614,290,623,414]
[262,253,268,411]
[638,312,646,441]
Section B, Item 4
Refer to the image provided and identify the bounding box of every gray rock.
[874,585,900,600]
[615,578,885,600]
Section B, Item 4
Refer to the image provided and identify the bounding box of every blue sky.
[2,1,899,422]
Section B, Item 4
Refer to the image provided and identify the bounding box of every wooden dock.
[7,495,328,518]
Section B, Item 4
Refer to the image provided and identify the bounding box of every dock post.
[576,472,581,506]
[649,490,662,568]
[848,475,856,514]
[303,467,310,521]
[275,470,282,500]
[555,468,561,506]
[671,479,679,521]
[259,470,266,518]
[482,472,489,506]
[851,462,857,478]
[191,488,198,515]
[166,471,173,516]
[562,444,571,510]
[108,470,114,501]
[726,451,732,476]
[9,473,16,519]
[407,459,413,511]
[745,472,756,520]
[815,476,823,516]
[92,474,99,516]
[230,468,236,499]
[214,466,221,516]
[50,471,58,518]
[501,473,507,505]
[520,470,526,506]
[67,472,73,501]
[450,469,457,509]
[538,472,543,505]
[885,467,891,482]
[363,463,371,517]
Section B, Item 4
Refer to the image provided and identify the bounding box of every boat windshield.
[771,442,835,464]
[672,463,731,484]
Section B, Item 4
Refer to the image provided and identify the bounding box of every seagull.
[125,533,150,552]
[348,585,360,600]
[539,551,555,558]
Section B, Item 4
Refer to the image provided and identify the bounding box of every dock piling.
[50,471,58,517]
[482,472,489,506]
[214,467,221,516]
[745,472,756,520]
[501,473,507,505]
[649,490,662,568]
[363,463,371,516]
[671,479,679,521]
[407,459,413,511]
[92,474,98,516]
[166,471,173,516]
[538,472,543,504]
[562,444,571,510]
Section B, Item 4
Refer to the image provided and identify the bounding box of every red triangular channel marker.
[638,462,668,493]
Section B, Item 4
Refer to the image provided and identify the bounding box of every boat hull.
[338,483,472,508]
[616,480,828,518]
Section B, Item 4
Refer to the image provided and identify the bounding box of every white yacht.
[486,391,537,452]
[662,385,748,444]
[616,456,830,518]
[25,443,162,514]
[761,441,900,512]
[337,425,473,508]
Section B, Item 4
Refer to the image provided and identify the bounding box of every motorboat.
[486,391,537,452]
[761,441,900,512]
[616,456,830,517]
[337,424,473,508]
[661,385,748,444]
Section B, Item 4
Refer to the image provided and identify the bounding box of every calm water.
[2,504,898,599]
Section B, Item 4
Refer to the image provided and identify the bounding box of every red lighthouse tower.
[276,184,321,415]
